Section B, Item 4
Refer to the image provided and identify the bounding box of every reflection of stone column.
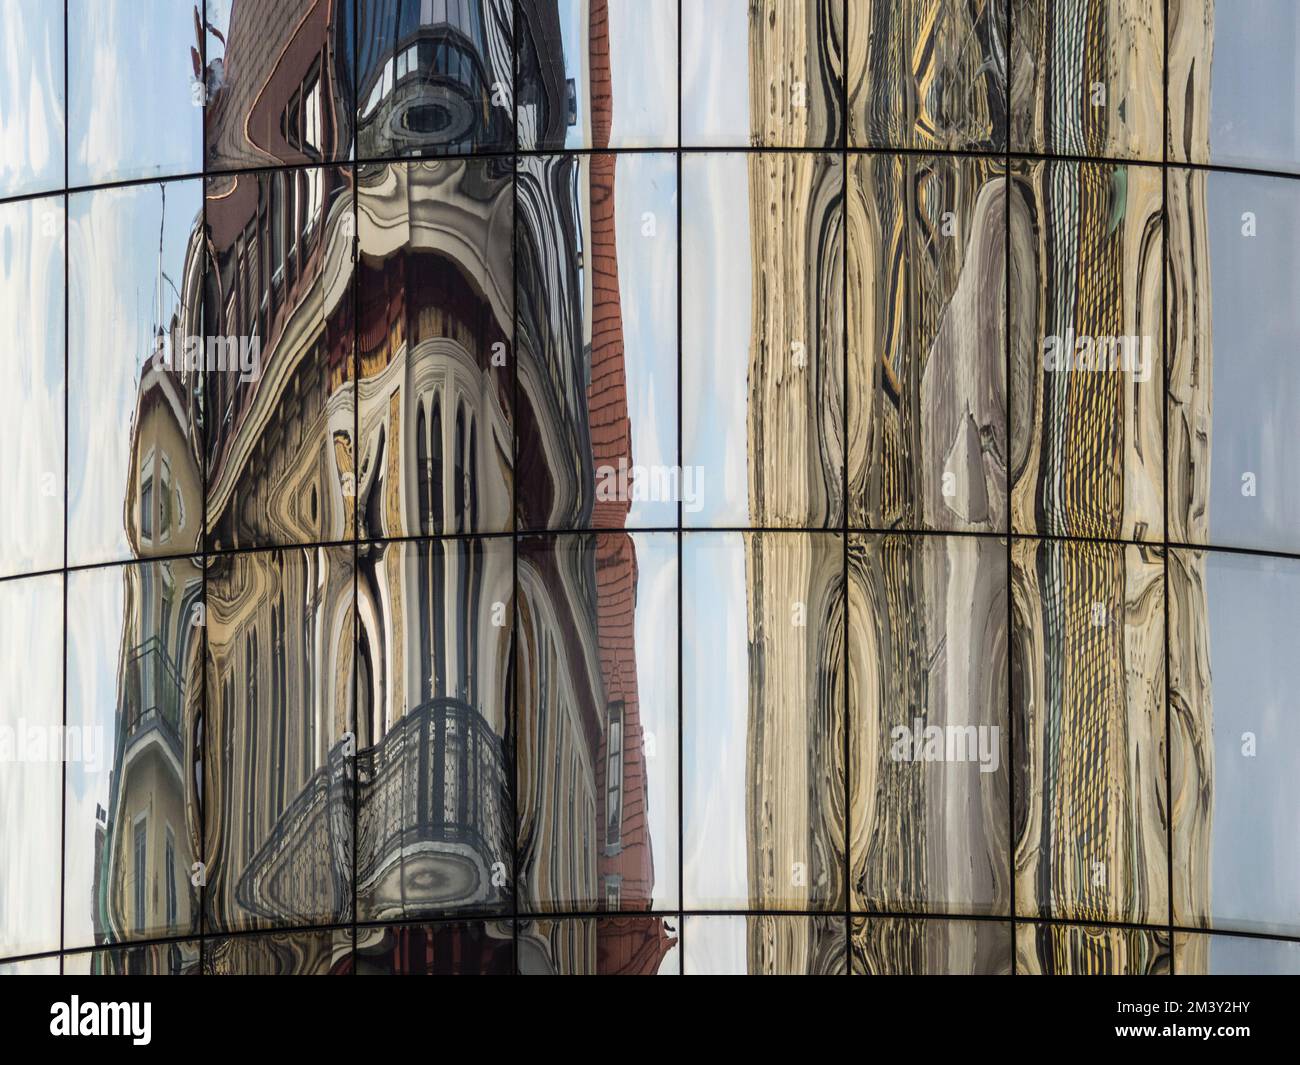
[1167,0,1215,975]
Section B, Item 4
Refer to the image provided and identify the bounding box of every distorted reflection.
[1011,0,1163,161]
[1169,0,1300,172]
[682,0,842,148]
[204,166,356,550]
[1012,538,1167,925]
[356,920,515,974]
[517,152,677,530]
[1169,169,1300,554]
[849,153,1007,532]
[518,918,678,975]
[355,537,513,919]
[0,196,64,579]
[1016,922,1169,975]
[358,0,514,157]
[0,0,64,198]
[65,561,202,955]
[357,159,513,539]
[68,180,204,567]
[517,533,679,917]
[851,917,1012,975]
[205,0,355,170]
[1010,159,1163,542]
[64,941,199,976]
[517,0,677,149]
[1171,549,1300,939]
[849,534,1008,916]
[683,532,844,911]
[682,916,844,975]
[683,153,844,528]
[204,929,353,974]
[848,0,1006,151]
[204,546,355,931]
[68,0,202,185]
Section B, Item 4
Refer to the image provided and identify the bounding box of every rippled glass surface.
[851,917,1012,975]
[1010,159,1163,543]
[518,152,677,530]
[204,929,354,974]
[683,153,844,528]
[1169,169,1300,554]
[849,153,1007,532]
[518,0,677,149]
[204,546,355,932]
[0,0,64,198]
[683,531,844,911]
[683,915,845,975]
[850,533,1008,915]
[848,0,1006,151]
[1171,549,1300,938]
[1016,922,1170,975]
[356,920,515,973]
[68,0,202,186]
[356,536,512,919]
[68,180,204,567]
[65,560,203,951]
[0,196,64,579]
[205,165,356,551]
[1013,538,1167,925]
[1170,0,1300,173]
[518,532,678,912]
[205,0,355,171]
[682,0,843,148]
[359,0,513,158]
[519,917,679,974]
[357,158,513,539]
[1011,0,1164,162]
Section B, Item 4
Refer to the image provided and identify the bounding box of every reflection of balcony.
[235,698,507,923]
[235,742,353,923]
[357,697,509,917]
[122,637,183,756]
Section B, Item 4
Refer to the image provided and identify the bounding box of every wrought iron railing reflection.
[356,697,509,893]
[235,697,507,921]
[122,636,184,752]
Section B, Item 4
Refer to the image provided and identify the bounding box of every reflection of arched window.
[454,403,467,533]
[416,401,429,535]
[429,392,443,532]
[467,417,478,531]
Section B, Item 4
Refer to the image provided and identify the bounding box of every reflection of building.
[90,193,206,975]
[357,0,513,157]
[515,0,674,974]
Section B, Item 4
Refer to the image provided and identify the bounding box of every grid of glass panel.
[1,0,1299,976]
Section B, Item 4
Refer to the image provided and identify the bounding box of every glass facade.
[0,0,1297,977]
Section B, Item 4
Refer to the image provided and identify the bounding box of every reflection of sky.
[681,0,749,146]
[68,180,200,567]
[1206,1,1300,171]
[64,566,127,950]
[614,154,677,527]
[1207,932,1300,975]
[561,0,677,147]
[0,197,64,577]
[683,533,748,908]
[683,154,750,525]
[0,574,62,957]
[684,915,746,973]
[631,533,678,908]
[0,0,64,196]
[68,0,202,185]
[1207,172,1300,552]
[1205,551,1300,935]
